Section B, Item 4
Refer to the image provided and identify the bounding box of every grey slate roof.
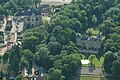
[16,9,41,16]
[0,15,3,21]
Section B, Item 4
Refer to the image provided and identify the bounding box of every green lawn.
[42,16,51,26]
[86,28,105,40]
[42,16,51,22]
[80,75,101,80]
[86,28,99,34]
[82,55,104,68]
[92,56,104,67]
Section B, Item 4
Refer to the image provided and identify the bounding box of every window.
[32,24,34,26]
[27,18,30,21]
[32,19,34,21]
[36,18,39,21]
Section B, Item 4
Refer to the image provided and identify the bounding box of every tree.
[9,45,21,75]
[22,49,34,64]
[104,37,119,53]
[52,25,63,36]
[47,41,62,55]
[47,68,65,80]
[3,52,9,64]
[92,15,97,27]
[110,51,120,80]
[19,0,32,8]
[21,49,34,69]
[22,36,38,52]
[57,28,76,44]
[54,54,82,80]
[34,47,54,70]
[72,18,82,32]
[15,74,26,80]
[88,55,96,66]
[103,51,114,74]
[49,36,56,42]
[0,0,10,4]
[111,60,120,80]
[19,57,29,69]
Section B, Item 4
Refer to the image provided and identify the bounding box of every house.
[23,67,45,80]
[15,8,42,27]
[76,33,102,54]
[22,61,45,80]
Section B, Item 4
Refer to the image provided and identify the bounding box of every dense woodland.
[0,0,120,80]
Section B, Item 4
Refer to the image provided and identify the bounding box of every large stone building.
[15,8,42,27]
[76,33,102,54]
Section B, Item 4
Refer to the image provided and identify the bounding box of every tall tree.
[34,47,54,70]
[47,68,65,80]
[103,51,114,74]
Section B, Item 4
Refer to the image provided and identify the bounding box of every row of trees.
[104,51,120,80]
[0,0,41,15]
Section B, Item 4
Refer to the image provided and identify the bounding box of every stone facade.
[15,8,42,27]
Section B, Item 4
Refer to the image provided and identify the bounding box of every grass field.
[42,16,51,22]
[80,75,101,80]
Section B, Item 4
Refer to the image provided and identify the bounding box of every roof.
[16,11,25,16]
[96,33,102,39]
[76,33,102,41]
[76,33,82,37]
[81,60,90,64]
[41,0,72,5]
[16,9,41,16]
